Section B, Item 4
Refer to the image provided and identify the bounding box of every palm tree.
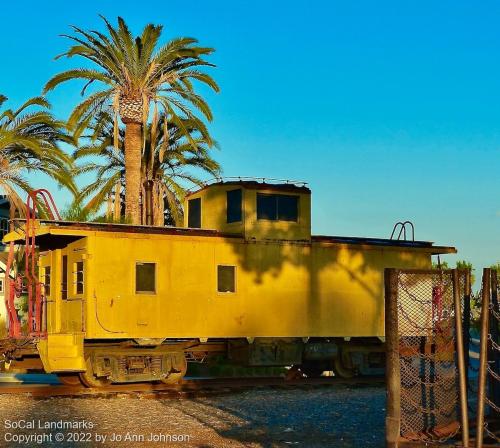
[74,110,220,226]
[43,16,219,224]
[0,94,74,215]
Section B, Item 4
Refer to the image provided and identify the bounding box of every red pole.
[5,241,21,338]
[26,194,34,334]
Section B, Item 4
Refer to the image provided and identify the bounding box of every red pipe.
[5,189,60,338]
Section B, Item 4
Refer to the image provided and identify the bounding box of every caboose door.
[58,239,86,333]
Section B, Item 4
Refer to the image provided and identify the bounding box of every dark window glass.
[61,255,68,300]
[256,194,277,220]
[44,267,51,296]
[136,262,156,293]
[277,195,298,221]
[217,265,236,293]
[226,189,242,223]
[257,194,298,222]
[188,198,201,228]
[75,261,84,294]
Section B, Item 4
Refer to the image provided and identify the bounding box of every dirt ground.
[0,385,385,447]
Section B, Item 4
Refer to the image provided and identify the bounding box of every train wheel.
[79,357,111,388]
[57,374,83,386]
[333,356,356,378]
[160,353,187,385]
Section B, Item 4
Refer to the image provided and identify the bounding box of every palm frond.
[0,94,75,210]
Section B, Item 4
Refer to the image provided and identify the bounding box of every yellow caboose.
[0,179,455,385]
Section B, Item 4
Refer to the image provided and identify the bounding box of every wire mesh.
[396,270,466,443]
[482,271,500,443]
[466,288,481,421]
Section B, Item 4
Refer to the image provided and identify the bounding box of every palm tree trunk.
[124,122,142,224]
[144,180,153,225]
[106,194,112,220]
[153,183,165,226]
[113,182,121,221]
[9,201,15,231]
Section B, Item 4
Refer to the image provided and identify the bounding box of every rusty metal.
[476,269,491,448]
[0,375,384,398]
[4,190,61,339]
[25,190,59,337]
[463,273,471,393]
[479,270,500,444]
[453,270,469,447]
[2,357,44,371]
[385,268,401,448]
[4,241,20,338]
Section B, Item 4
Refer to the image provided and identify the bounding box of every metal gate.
[385,268,469,447]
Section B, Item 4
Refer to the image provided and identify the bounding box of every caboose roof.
[3,219,456,255]
[185,178,311,197]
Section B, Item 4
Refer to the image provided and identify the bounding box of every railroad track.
[0,376,384,399]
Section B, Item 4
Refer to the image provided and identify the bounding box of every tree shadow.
[163,388,385,447]
[213,207,432,338]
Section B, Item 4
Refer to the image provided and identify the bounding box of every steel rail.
[0,376,384,398]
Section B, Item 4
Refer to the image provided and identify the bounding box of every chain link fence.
[385,269,469,447]
[465,285,480,423]
[476,269,500,446]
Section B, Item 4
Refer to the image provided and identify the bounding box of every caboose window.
[44,266,51,296]
[136,262,156,294]
[257,193,299,222]
[217,265,236,293]
[226,189,242,223]
[75,261,84,294]
[61,255,68,300]
[188,198,201,228]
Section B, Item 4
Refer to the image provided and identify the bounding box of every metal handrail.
[6,189,61,338]
[186,176,309,193]
[390,221,415,241]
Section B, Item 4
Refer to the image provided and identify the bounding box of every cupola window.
[257,193,298,222]
[188,198,201,228]
[226,189,242,223]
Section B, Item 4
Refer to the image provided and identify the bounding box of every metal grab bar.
[390,221,415,241]
[6,189,61,338]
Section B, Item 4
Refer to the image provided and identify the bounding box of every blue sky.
[1,1,499,279]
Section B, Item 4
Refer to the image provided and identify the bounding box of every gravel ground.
[0,385,385,447]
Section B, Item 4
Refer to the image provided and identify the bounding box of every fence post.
[385,268,400,448]
[490,271,500,419]
[475,268,491,448]
[463,270,471,391]
[453,269,469,447]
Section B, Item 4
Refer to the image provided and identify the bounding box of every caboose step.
[37,333,85,372]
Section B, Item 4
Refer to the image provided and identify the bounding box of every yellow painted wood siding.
[58,232,433,339]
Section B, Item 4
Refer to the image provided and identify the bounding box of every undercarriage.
[1,337,385,387]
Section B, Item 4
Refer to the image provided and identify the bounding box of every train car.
[0,180,455,386]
